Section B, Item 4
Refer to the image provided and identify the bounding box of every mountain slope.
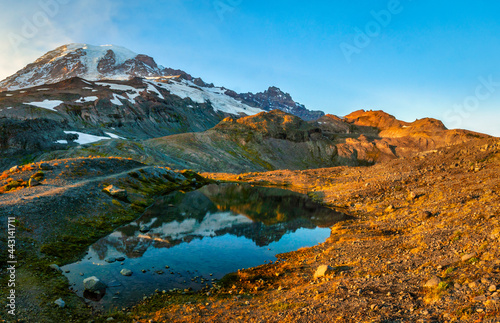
[37,109,491,173]
[0,75,267,169]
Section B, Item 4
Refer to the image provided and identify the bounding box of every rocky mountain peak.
[236,87,324,121]
[0,43,182,91]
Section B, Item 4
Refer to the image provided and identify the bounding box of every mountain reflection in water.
[62,183,348,310]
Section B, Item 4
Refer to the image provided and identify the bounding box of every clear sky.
[1,0,499,136]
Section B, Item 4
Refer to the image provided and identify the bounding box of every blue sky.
[1,0,499,135]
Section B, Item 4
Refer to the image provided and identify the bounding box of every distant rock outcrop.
[237,86,324,121]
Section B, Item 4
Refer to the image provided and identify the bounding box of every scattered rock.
[120,269,133,276]
[473,295,486,302]
[385,205,395,213]
[461,253,476,262]
[421,211,433,219]
[103,185,128,200]
[116,257,125,262]
[139,224,150,233]
[489,285,497,292]
[54,298,65,308]
[424,276,441,288]
[83,276,106,294]
[105,257,116,263]
[28,178,40,187]
[49,264,62,272]
[9,165,19,173]
[408,192,417,200]
[314,265,333,279]
[39,163,53,170]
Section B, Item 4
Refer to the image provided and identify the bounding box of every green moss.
[437,281,450,291]
[218,272,239,287]
[111,199,122,207]
[3,180,25,191]
[234,143,274,171]
[31,170,45,181]
[40,208,136,260]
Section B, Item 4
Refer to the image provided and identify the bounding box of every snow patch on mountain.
[153,80,264,115]
[96,82,138,92]
[76,96,98,103]
[63,131,111,145]
[25,99,64,111]
[110,94,124,106]
[145,81,165,99]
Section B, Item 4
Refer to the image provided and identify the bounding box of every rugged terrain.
[1,43,499,323]
[0,157,213,322]
[0,131,498,322]
[0,44,323,170]
[128,135,500,323]
[37,109,490,173]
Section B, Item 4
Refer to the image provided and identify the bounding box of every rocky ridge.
[38,109,491,173]
[235,86,324,121]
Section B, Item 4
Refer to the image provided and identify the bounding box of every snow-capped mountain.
[0,43,192,91]
[0,43,323,119]
[0,43,329,168]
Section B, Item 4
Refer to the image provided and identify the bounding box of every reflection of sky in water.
[62,184,347,311]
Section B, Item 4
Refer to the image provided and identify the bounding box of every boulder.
[103,185,128,201]
[461,253,476,262]
[9,165,19,173]
[139,224,150,233]
[120,269,133,276]
[314,265,333,279]
[83,276,106,294]
[39,163,53,170]
[29,178,40,187]
[54,298,65,308]
[424,275,441,288]
[49,264,62,272]
[421,211,433,219]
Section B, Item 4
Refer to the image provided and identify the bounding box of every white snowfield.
[25,99,64,111]
[76,96,99,103]
[56,131,125,145]
[97,82,143,104]
[104,132,125,139]
[110,94,124,106]
[63,131,112,145]
[64,43,138,81]
[151,79,264,115]
[96,82,138,92]
[145,81,165,99]
[95,79,262,116]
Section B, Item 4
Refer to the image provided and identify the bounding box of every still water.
[62,183,348,310]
